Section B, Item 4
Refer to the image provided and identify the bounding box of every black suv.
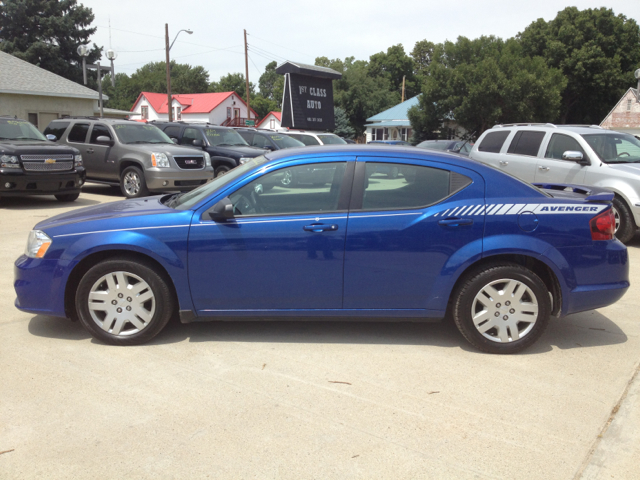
[153,122,266,177]
[0,116,85,201]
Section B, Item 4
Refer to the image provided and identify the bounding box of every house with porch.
[600,87,640,136]
[130,91,258,126]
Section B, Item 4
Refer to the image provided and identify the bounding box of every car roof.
[488,123,612,135]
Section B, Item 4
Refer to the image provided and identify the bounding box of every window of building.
[227,107,232,118]
[627,99,632,112]
[270,118,275,129]
[507,131,546,156]
[67,123,90,143]
[141,105,148,120]
[175,106,182,121]
[477,131,510,153]
[28,113,38,128]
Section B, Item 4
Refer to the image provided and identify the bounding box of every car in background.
[153,122,266,178]
[286,131,348,146]
[416,139,472,156]
[15,145,628,354]
[1,115,85,202]
[44,118,213,198]
[469,123,640,243]
[235,128,305,152]
[368,140,412,146]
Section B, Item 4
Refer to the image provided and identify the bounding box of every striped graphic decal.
[433,203,608,217]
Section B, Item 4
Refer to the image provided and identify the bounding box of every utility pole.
[165,23,173,122]
[244,29,251,125]
[401,75,406,103]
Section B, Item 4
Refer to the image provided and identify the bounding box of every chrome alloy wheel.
[87,271,156,336]
[471,278,539,343]
[612,206,621,233]
[123,171,141,196]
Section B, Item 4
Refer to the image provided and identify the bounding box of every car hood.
[35,196,175,230]
[123,143,204,157]
[606,163,640,176]
[0,140,79,155]
[209,145,267,157]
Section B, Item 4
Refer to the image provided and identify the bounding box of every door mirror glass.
[208,197,235,221]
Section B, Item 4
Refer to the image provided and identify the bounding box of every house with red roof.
[130,91,259,126]
[256,111,282,130]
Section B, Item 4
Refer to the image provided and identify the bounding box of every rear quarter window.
[507,131,546,156]
[43,122,70,141]
[477,131,510,153]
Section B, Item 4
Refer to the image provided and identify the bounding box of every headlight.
[151,153,170,168]
[239,157,251,165]
[25,230,52,258]
[1,155,20,169]
[74,154,83,167]
[204,151,211,167]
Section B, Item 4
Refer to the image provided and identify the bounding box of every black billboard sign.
[276,61,342,131]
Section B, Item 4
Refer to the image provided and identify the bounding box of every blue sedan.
[14,146,629,353]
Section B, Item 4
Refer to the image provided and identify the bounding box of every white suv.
[285,131,347,146]
[469,123,640,243]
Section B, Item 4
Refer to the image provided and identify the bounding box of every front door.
[343,159,485,311]
[188,159,353,313]
[87,123,115,180]
[534,133,588,184]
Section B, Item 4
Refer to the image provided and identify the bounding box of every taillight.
[590,208,615,241]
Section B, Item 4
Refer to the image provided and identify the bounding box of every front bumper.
[0,169,85,197]
[14,255,68,318]
[145,167,214,192]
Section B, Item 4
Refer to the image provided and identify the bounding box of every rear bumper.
[0,169,85,196]
[145,167,214,192]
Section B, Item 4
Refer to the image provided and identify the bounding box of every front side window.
[67,123,90,143]
[251,134,270,148]
[292,134,320,146]
[582,133,640,164]
[229,162,347,216]
[545,133,586,160]
[181,127,203,145]
[478,131,510,153]
[89,124,112,144]
[163,126,181,139]
[359,163,468,210]
[43,121,70,141]
[507,131,546,157]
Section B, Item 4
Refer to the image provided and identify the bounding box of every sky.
[80,0,640,83]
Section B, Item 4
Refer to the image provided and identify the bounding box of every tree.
[409,36,566,142]
[259,61,284,107]
[0,0,101,83]
[368,44,418,99]
[103,61,209,111]
[209,72,255,100]
[332,107,355,139]
[519,7,640,124]
[249,95,278,120]
[411,40,435,79]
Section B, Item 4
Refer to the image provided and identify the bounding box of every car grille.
[22,161,74,172]
[174,155,204,170]
[20,154,74,161]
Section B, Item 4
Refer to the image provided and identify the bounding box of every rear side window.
[67,123,89,143]
[43,121,69,141]
[507,131,545,156]
[545,134,586,160]
[359,163,470,210]
[477,131,510,153]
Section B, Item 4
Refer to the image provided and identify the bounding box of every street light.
[165,25,193,121]
[77,45,116,118]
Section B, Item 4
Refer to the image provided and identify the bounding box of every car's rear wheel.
[612,196,635,244]
[55,193,79,202]
[75,258,174,345]
[120,166,149,198]
[452,264,551,354]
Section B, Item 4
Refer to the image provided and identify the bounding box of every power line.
[248,44,288,62]
[247,33,315,60]
[248,46,284,64]
[247,53,262,78]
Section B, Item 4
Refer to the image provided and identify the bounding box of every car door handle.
[86,148,94,154]
[303,223,338,232]
[438,218,474,227]
[538,166,549,171]
[499,160,509,166]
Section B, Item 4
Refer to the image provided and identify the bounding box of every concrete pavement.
[1,184,639,479]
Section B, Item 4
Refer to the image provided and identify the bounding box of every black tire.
[75,258,175,345]
[215,165,231,177]
[452,264,551,354]
[120,166,149,198]
[55,193,79,202]
[612,196,635,244]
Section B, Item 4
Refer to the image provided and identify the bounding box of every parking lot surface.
[1,185,639,479]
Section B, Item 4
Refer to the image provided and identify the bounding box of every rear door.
[343,157,485,312]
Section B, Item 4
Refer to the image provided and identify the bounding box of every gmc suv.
[44,118,213,198]
[469,123,640,243]
[1,116,85,202]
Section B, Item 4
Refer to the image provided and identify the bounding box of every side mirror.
[192,139,204,147]
[562,150,588,165]
[46,134,57,141]
[96,135,114,146]
[208,197,235,221]
[171,138,178,144]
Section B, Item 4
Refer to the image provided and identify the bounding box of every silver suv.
[285,131,347,146]
[44,118,213,198]
[470,123,640,243]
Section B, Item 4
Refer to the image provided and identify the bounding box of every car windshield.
[204,128,249,146]
[317,134,347,145]
[417,141,453,151]
[267,134,305,149]
[581,133,640,163]
[113,124,173,144]
[171,155,269,210]
[0,119,47,141]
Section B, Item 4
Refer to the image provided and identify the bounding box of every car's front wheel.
[215,165,231,177]
[120,166,149,198]
[75,258,175,345]
[452,264,551,354]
